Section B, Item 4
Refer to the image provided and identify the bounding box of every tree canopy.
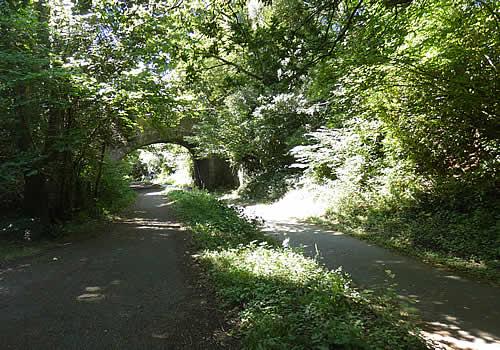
[1,0,498,245]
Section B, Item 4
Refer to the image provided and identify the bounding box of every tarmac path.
[0,188,235,350]
[255,217,500,350]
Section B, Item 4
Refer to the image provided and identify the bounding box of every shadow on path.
[0,188,235,350]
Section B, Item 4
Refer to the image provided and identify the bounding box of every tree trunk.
[94,142,107,201]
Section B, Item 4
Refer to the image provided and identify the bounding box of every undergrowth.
[168,189,429,350]
[96,160,137,215]
[319,193,500,285]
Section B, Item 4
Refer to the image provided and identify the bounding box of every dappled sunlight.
[112,190,187,242]
[262,221,343,236]
[0,0,495,347]
[200,244,426,349]
[156,200,177,208]
[120,218,181,228]
[76,286,104,302]
[117,217,186,238]
[76,293,104,302]
[76,280,122,303]
[173,189,428,348]
[144,190,165,196]
[422,321,500,350]
[135,226,174,233]
[443,275,464,281]
[241,184,334,222]
[249,208,500,350]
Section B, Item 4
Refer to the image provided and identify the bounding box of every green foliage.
[169,190,428,349]
[238,171,296,203]
[287,0,499,277]
[189,91,321,177]
[204,245,426,350]
[168,190,266,249]
[0,1,183,224]
[96,160,136,215]
[125,144,193,185]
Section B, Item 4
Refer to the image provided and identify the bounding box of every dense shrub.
[96,159,136,215]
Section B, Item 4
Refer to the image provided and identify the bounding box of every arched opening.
[113,139,239,191]
[124,143,194,188]
[106,123,239,191]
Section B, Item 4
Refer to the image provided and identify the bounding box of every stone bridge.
[108,118,239,190]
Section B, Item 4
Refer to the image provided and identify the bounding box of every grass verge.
[0,242,50,261]
[306,207,500,285]
[168,189,429,350]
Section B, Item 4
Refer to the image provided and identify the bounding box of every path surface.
[0,188,235,350]
[249,215,500,350]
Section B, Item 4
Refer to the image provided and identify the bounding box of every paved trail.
[255,217,500,350]
[0,189,235,350]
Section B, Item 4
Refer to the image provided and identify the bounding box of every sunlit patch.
[156,200,177,208]
[422,321,500,350]
[109,280,121,285]
[231,185,334,222]
[137,226,161,230]
[76,293,104,302]
[444,315,459,323]
[151,332,169,339]
[397,294,420,304]
[443,275,463,281]
[76,284,107,302]
[121,218,180,227]
[144,190,164,196]
[261,221,342,236]
[375,259,405,264]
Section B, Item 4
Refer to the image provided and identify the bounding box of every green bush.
[169,190,428,349]
[238,171,297,203]
[327,190,500,282]
[96,159,136,215]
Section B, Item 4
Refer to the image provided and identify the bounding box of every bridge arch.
[108,119,239,190]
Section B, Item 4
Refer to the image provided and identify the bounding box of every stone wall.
[193,157,239,190]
